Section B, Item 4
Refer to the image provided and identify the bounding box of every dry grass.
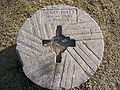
[0,0,120,90]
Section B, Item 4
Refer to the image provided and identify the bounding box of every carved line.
[30,18,37,37]
[35,13,42,38]
[26,58,53,78]
[44,23,48,38]
[17,43,53,64]
[51,23,58,36]
[60,53,67,88]
[90,28,92,34]
[76,9,78,22]
[36,65,53,78]
[66,49,90,77]
[39,55,54,64]
[32,63,53,77]
[18,48,32,58]
[42,74,53,87]
[27,19,33,34]
[77,44,98,67]
[34,14,41,38]
[71,62,75,88]
[51,23,55,31]
[44,23,49,39]
[68,21,94,25]
[19,49,47,66]
[63,22,97,32]
[17,40,41,54]
[46,74,54,88]
[65,61,70,87]
[75,38,103,41]
[82,42,101,60]
[51,64,57,89]
[30,18,43,39]
[30,16,43,39]
[65,32,101,35]
[50,23,54,36]
[39,61,54,71]
[63,24,68,31]
[18,35,41,46]
[21,26,41,41]
[17,42,39,57]
[20,50,53,71]
[21,30,42,41]
[45,23,50,39]
[45,75,53,88]
[29,64,54,80]
[73,48,94,72]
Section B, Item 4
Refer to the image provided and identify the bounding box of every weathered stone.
[16,5,104,90]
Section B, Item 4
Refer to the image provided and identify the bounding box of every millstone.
[16,5,104,89]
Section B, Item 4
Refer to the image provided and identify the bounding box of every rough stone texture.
[16,5,104,89]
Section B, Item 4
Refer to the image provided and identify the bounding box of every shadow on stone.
[0,44,49,90]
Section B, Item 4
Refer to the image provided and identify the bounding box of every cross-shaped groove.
[42,25,76,63]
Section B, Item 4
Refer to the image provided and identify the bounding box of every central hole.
[42,25,76,63]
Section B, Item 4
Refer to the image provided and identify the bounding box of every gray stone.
[16,5,104,89]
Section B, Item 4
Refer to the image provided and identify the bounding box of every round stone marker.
[16,5,104,89]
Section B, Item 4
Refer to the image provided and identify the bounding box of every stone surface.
[16,5,104,89]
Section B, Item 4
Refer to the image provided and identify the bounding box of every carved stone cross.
[42,25,76,63]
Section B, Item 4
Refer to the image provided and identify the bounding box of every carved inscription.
[41,9,77,23]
